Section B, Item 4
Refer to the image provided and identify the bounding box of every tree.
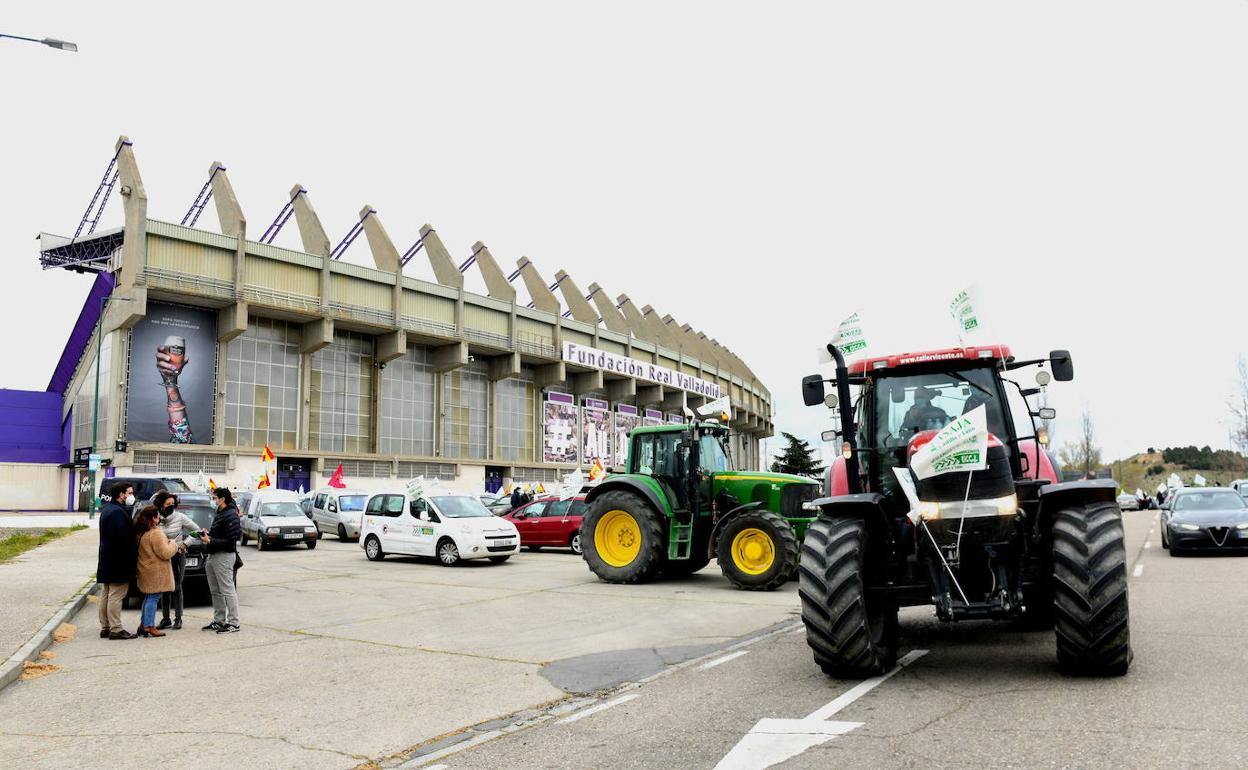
[1229,355,1248,455]
[1058,407,1101,477]
[770,432,826,478]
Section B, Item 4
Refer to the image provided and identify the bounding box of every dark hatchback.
[126,493,236,607]
[1161,488,1248,555]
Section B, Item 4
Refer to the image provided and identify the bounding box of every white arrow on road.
[714,649,929,770]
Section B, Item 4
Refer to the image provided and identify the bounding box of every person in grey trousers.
[199,487,241,633]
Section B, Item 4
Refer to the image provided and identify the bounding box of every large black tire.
[663,552,712,577]
[581,490,665,584]
[1052,502,1132,676]
[799,517,899,678]
[717,510,799,591]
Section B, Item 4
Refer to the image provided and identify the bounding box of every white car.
[360,491,520,565]
[237,489,320,551]
[309,487,370,541]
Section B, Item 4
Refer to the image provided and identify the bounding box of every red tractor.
[799,344,1130,678]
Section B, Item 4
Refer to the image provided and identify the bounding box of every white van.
[309,487,370,541]
[237,489,320,551]
[359,491,520,565]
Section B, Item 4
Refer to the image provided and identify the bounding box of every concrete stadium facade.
[18,136,773,506]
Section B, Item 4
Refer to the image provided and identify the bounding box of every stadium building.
[1,136,774,510]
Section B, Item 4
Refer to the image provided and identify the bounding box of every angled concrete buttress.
[289,184,330,313]
[114,136,148,293]
[208,162,246,238]
[359,205,402,273]
[616,294,658,344]
[471,242,516,303]
[419,225,466,290]
[516,258,561,315]
[588,284,629,334]
[554,271,599,325]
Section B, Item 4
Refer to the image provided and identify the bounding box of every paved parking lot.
[0,536,798,769]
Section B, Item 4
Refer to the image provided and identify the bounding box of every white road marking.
[698,650,750,671]
[714,649,929,770]
[1144,541,1152,549]
[1133,564,1144,577]
[424,765,448,770]
[558,693,639,724]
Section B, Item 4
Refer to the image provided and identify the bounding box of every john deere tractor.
[581,417,821,590]
[798,344,1131,678]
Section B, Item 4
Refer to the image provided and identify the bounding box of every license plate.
[185,557,200,567]
[283,533,303,540]
[494,539,515,547]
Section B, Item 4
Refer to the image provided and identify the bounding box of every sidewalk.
[0,512,98,531]
[0,527,98,663]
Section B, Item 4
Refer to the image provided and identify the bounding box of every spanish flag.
[261,445,275,462]
[258,472,271,489]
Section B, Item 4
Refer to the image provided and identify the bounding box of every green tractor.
[580,417,821,590]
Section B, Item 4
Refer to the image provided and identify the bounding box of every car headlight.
[1177,523,1200,532]
[304,526,316,533]
[1236,522,1248,531]
[266,527,279,534]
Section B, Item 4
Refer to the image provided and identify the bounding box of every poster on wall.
[614,405,640,468]
[543,392,579,464]
[581,398,612,467]
[665,412,684,425]
[125,302,218,444]
[643,408,663,427]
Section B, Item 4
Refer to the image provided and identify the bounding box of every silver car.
[1117,493,1140,511]
[310,488,370,541]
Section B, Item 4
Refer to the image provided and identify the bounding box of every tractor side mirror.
[1033,407,1056,420]
[801,375,826,407]
[820,429,840,442]
[1049,350,1074,381]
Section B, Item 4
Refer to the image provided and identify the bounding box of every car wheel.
[364,535,384,561]
[338,524,349,542]
[437,538,461,566]
[316,529,323,540]
[570,532,583,556]
[489,555,511,563]
[1160,526,1169,549]
[307,540,317,550]
[239,530,248,547]
[256,535,266,552]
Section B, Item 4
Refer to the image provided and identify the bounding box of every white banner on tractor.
[910,405,989,481]
[949,286,980,341]
[819,311,868,363]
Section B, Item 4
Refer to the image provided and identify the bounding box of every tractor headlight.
[1177,523,1200,532]
[995,494,1019,516]
[914,494,1017,522]
[915,501,943,521]
[801,501,820,512]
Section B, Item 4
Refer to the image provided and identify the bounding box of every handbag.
[234,551,244,570]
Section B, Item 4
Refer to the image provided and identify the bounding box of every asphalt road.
[401,509,1248,770]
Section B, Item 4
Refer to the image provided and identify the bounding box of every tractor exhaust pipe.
[825,344,862,495]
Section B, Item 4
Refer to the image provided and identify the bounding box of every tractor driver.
[901,387,950,438]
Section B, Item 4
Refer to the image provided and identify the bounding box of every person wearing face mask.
[152,491,199,630]
[96,482,138,640]
[200,487,242,633]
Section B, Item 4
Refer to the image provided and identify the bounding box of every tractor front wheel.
[717,510,799,591]
[1052,502,1132,676]
[582,491,665,584]
[799,517,898,678]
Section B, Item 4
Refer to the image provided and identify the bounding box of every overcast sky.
[3,2,1245,463]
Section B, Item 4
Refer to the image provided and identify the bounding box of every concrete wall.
[0,464,70,511]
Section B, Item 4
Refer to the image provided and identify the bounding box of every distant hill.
[1104,446,1248,494]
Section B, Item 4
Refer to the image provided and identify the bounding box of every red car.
[503,495,587,554]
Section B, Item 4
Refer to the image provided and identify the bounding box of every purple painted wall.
[0,389,68,463]
[47,272,114,395]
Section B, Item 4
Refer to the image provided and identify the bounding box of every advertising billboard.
[614,405,640,469]
[643,408,663,427]
[582,398,612,467]
[125,302,218,444]
[542,392,579,464]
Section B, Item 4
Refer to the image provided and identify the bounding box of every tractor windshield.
[874,367,1009,447]
[698,432,732,473]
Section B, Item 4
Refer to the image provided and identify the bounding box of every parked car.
[480,494,514,516]
[502,495,587,555]
[103,476,190,502]
[360,491,520,565]
[1116,493,1140,511]
[125,492,232,607]
[310,487,370,541]
[1160,487,1248,555]
[237,489,319,550]
[299,491,316,518]
[1230,479,1248,498]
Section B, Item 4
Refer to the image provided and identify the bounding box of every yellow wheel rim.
[731,528,775,575]
[595,509,642,568]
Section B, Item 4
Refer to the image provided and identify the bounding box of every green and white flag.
[1193,474,1207,487]
[819,311,868,363]
[1167,473,1183,489]
[949,287,980,339]
[910,404,989,480]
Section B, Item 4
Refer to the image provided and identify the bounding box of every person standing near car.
[200,487,241,633]
[153,492,199,630]
[133,505,179,638]
[97,481,138,640]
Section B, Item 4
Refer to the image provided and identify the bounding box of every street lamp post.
[0,33,78,52]
[88,296,130,519]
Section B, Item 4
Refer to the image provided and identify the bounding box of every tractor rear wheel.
[717,510,799,591]
[582,490,665,584]
[799,517,898,678]
[1052,502,1132,676]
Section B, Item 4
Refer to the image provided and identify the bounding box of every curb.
[0,580,98,692]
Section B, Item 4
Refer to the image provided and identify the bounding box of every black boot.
[157,617,172,630]
[171,617,183,630]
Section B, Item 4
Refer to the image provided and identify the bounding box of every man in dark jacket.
[510,486,523,511]
[97,481,138,640]
[199,487,242,633]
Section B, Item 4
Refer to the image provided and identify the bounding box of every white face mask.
[124,494,136,506]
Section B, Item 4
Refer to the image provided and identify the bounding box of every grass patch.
[0,525,87,564]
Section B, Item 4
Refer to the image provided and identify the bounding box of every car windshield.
[430,496,492,518]
[183,506,216,529]
[162,479,190,492]
[258,502,305,518]
[1174,491,1247,511]
[699,432,732,473]
[337,495,366,511]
